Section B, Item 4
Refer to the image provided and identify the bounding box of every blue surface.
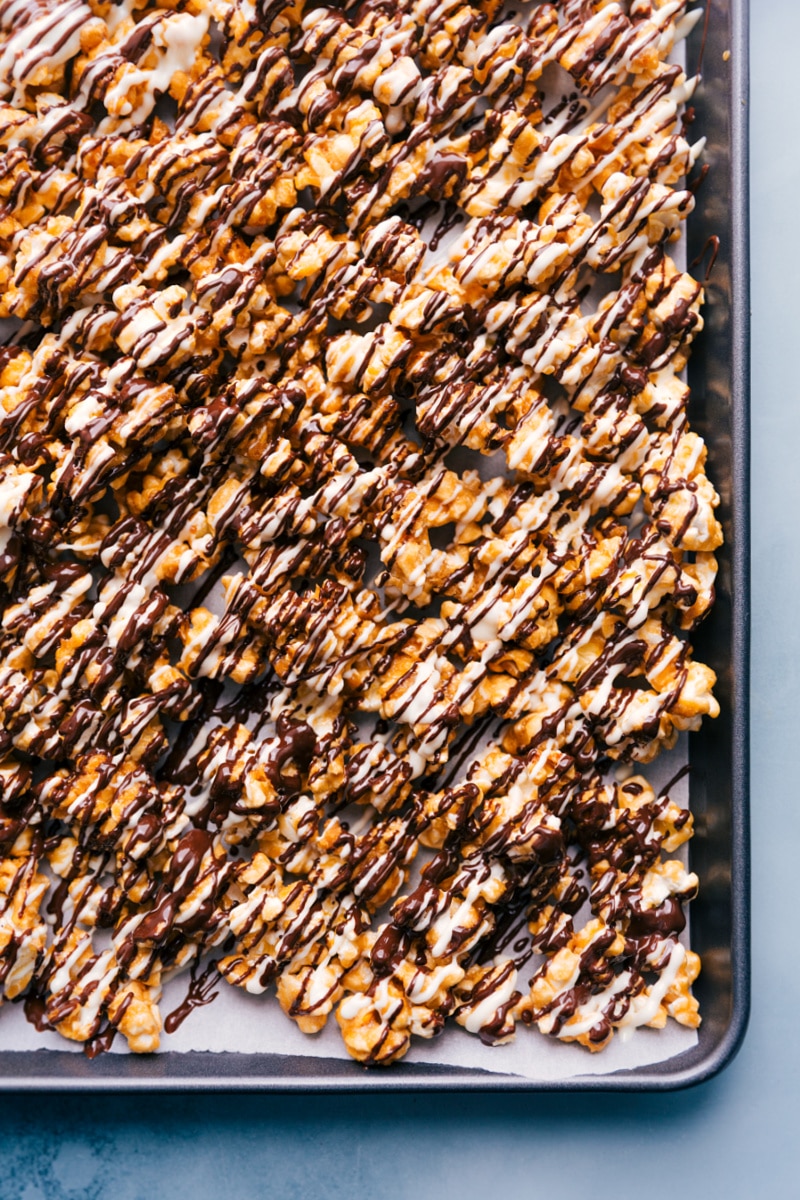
[0,7,794,1198]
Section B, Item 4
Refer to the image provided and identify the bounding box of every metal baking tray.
[0,0,749,1091]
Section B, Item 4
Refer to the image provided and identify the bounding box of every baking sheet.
[0,7,714,1080]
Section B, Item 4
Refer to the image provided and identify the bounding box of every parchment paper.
[0,16,703,1080]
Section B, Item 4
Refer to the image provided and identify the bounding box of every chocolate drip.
[164,959,220,1033]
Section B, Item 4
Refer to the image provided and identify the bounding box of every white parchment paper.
[0,20,703,1081]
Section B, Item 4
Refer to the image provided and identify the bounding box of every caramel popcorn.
[0,0,714,1065]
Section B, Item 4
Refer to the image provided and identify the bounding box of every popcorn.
[0,0,713,1063]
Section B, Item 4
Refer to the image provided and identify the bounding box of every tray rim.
[0,0,751,1092]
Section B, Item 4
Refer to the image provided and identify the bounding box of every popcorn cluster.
[0,0,717,1064]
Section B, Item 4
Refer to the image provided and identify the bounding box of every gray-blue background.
[2,6,793,1197]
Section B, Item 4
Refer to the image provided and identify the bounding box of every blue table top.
[0,5,792,1197]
